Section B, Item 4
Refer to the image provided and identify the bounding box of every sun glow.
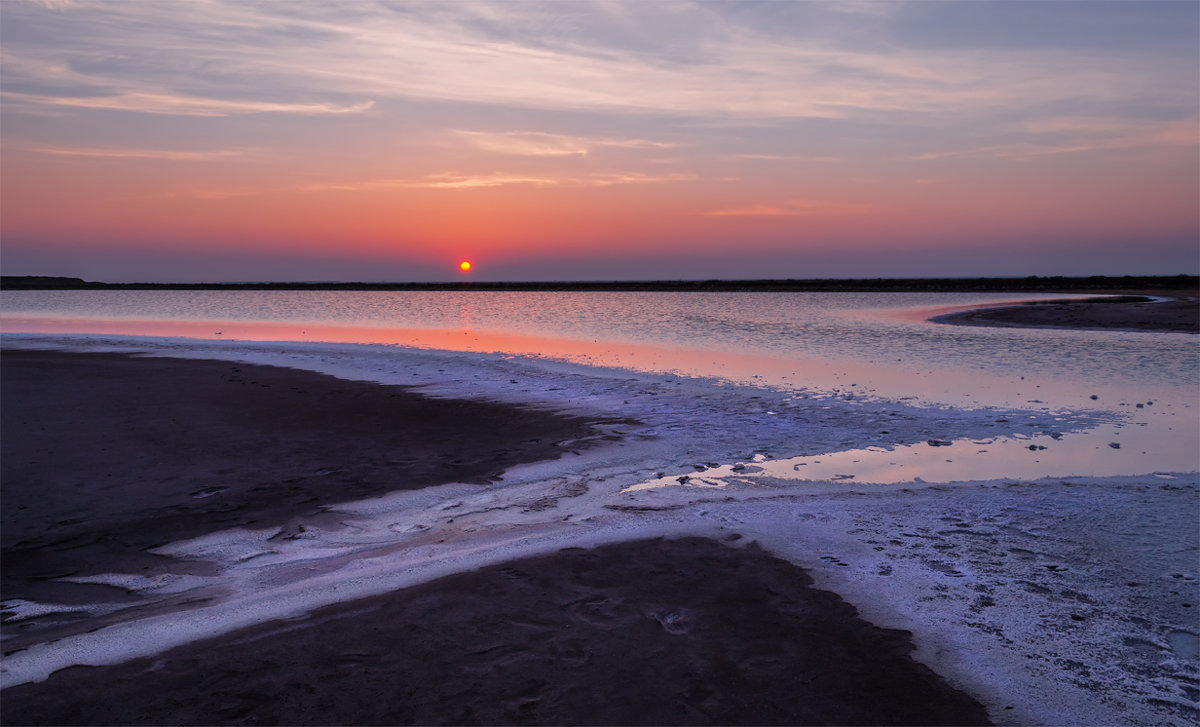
[459,260,472,272]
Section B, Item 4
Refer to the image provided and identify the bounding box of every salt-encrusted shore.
[1,349,608,642]
[1,335,1196,726]
[1,535,990,726]
[0,349,990,726]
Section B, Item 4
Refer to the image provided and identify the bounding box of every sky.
[1,0,1197,283]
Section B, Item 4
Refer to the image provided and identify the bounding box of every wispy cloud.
[2,91,373,117]
[29,145,249,160]
[304,174,559,191]
[907,118,1198,161]
[2,1,1188,123]
[726,153,841,163]
[152,188,266,200]
[453,130,675,157]
[303,171,696,192]
[703,200,873,216]
[824,1,905,17]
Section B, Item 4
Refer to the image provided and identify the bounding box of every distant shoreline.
[2,274,1197,293]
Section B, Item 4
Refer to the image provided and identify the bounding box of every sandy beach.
[2,349,990,726]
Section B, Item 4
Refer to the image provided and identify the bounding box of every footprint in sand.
[923,559,966,577]
[1166,630,1199,660]
[649,609,690,635]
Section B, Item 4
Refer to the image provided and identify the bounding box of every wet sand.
[1,537,990,726]
[931,294,1199,333]
[0,349,993,725]
[1,350,604,628]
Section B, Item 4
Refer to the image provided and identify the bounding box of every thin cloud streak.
[906,118,1199,161]
[703,201,875,217]
[726,154,841,163]
[2,1,1187,122]
[29,145,249,160]
[2,91,374,117]
[454,130,676,157]
[302,171,697,192]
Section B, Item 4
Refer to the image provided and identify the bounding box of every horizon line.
[3,273,1197,292]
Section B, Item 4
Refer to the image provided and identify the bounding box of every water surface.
[3,289,1196,479]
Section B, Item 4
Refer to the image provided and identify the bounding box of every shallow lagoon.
[3,289,1195,477]
[2,290,1197,725]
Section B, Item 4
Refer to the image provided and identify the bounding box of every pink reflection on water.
[0,313,1130,408]
[624,424,1187,491]
[0,314,839,387]
[6,312,1195,475]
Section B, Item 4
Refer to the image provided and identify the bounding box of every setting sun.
[459,260,472,272]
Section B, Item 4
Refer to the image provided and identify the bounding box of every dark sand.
[1,350,606,633]
[1,537,991,726]
[932,294,1199,333]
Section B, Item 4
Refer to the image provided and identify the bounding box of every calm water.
[2,289,1195,392]
[3,289,1197,476]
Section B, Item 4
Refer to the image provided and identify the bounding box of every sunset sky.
[2,0,1197,282]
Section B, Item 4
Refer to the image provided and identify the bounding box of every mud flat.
[0,349,605,648]
[0,536,990,726]
[0,350,990,725]
[930,295,1199,333]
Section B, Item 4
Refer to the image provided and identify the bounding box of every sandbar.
[931,294,1199,333]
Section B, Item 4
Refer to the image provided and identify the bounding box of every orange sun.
[459,260,472,272]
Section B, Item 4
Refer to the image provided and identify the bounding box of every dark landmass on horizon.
[2,274,1196,293]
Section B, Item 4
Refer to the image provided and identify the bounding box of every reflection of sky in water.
[3,290,1196,479]
[624,423,1189,492]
